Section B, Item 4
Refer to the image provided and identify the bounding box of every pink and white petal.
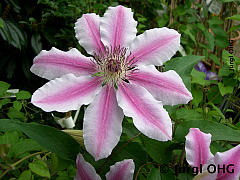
[75,154,101,180]
[185,128,214,169]
[100,5,137,48]
[116,82,172,141]
[106,159,135,180]
[129,65,192,105]
[214,144,240,180]
[31,47,96,80]
[128,28,180,66]
[83,85,124,161]
[75,13,105,55]
[31,74,101,112]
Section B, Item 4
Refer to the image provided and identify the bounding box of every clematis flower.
[31,5,192,160]
[185,128,240,180]
[75,154,134,180]
[195,62,218,80]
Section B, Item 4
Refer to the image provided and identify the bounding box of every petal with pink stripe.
[31,74,101,112]
[129,65,192,105]
[75,154,101,180]
[116,82,172,141]
[100,5,137,48]
[30,47,96,80]
[129,28,180,66]
[75,13,105,55]
[185,128,214,169]
[214,144,240,180]
[106,159,135,180]
[83,85,124,161]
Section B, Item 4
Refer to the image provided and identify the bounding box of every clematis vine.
[185,128,240,180]
[31,5,192,160]
[75,154,134,180]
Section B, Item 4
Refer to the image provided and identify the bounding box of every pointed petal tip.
[185,128,213,168]
[106,159,135,180]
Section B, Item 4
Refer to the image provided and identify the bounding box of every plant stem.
[0,151,46,179]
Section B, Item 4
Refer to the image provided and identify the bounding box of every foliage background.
[0,0,240,179]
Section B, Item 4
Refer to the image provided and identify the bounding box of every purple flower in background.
[75,154,135,180]
[195,62,218,80]
[31,5,192,160]
[185,128,240,180]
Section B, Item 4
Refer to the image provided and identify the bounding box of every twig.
[0,151,46,179]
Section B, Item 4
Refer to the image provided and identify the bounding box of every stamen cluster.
[94,46,135,85]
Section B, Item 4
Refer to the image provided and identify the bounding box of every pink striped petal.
[100,5,137,48]
[214,144,240,180]
[75,13,105,55]
[129,65,192,105]
[185,128,214,169]
[30,47,96,80]
[129,28,180,66]
[106,159,135,180]
[75,154,101,180]
[83,85,124,160]
[116,82,172,141]
[31,74,101,112]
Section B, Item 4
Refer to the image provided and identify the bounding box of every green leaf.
[208,102,225,120]
[197,23,214,51]
[8,139,43,158]
[208,17,224,25]
[0,119,81,161]
[165,55,204,78]
[7,108,25,120]
[31,34,42,54]
[165,55,204,90]
[29,160,50,178]
[143,138,173,163]
[0,81,10,96]
[209,54,221,65]
[0,131,19,145]
[0,99,11,109]
[204,31,215,51]
[148,168,161,180]
[191,86,203,107]
[184,28,196,44]
[0,20,27,50]
[0,18,4,29]
[16,90,31,100]
[218,82,233,96]
[175,108,203,121]
[218,64,232,77]
[191,69,207,86]
[227,14,240,21]
[13,101,22,111]
[18,170,32,180]
[175,120,240,142]
[147,167,175,180]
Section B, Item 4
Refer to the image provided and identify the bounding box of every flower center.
[94,46,135,86]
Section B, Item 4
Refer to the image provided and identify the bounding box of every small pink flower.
[75,154,134,180]
[31,5,192,160]
[185,128,240,180]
